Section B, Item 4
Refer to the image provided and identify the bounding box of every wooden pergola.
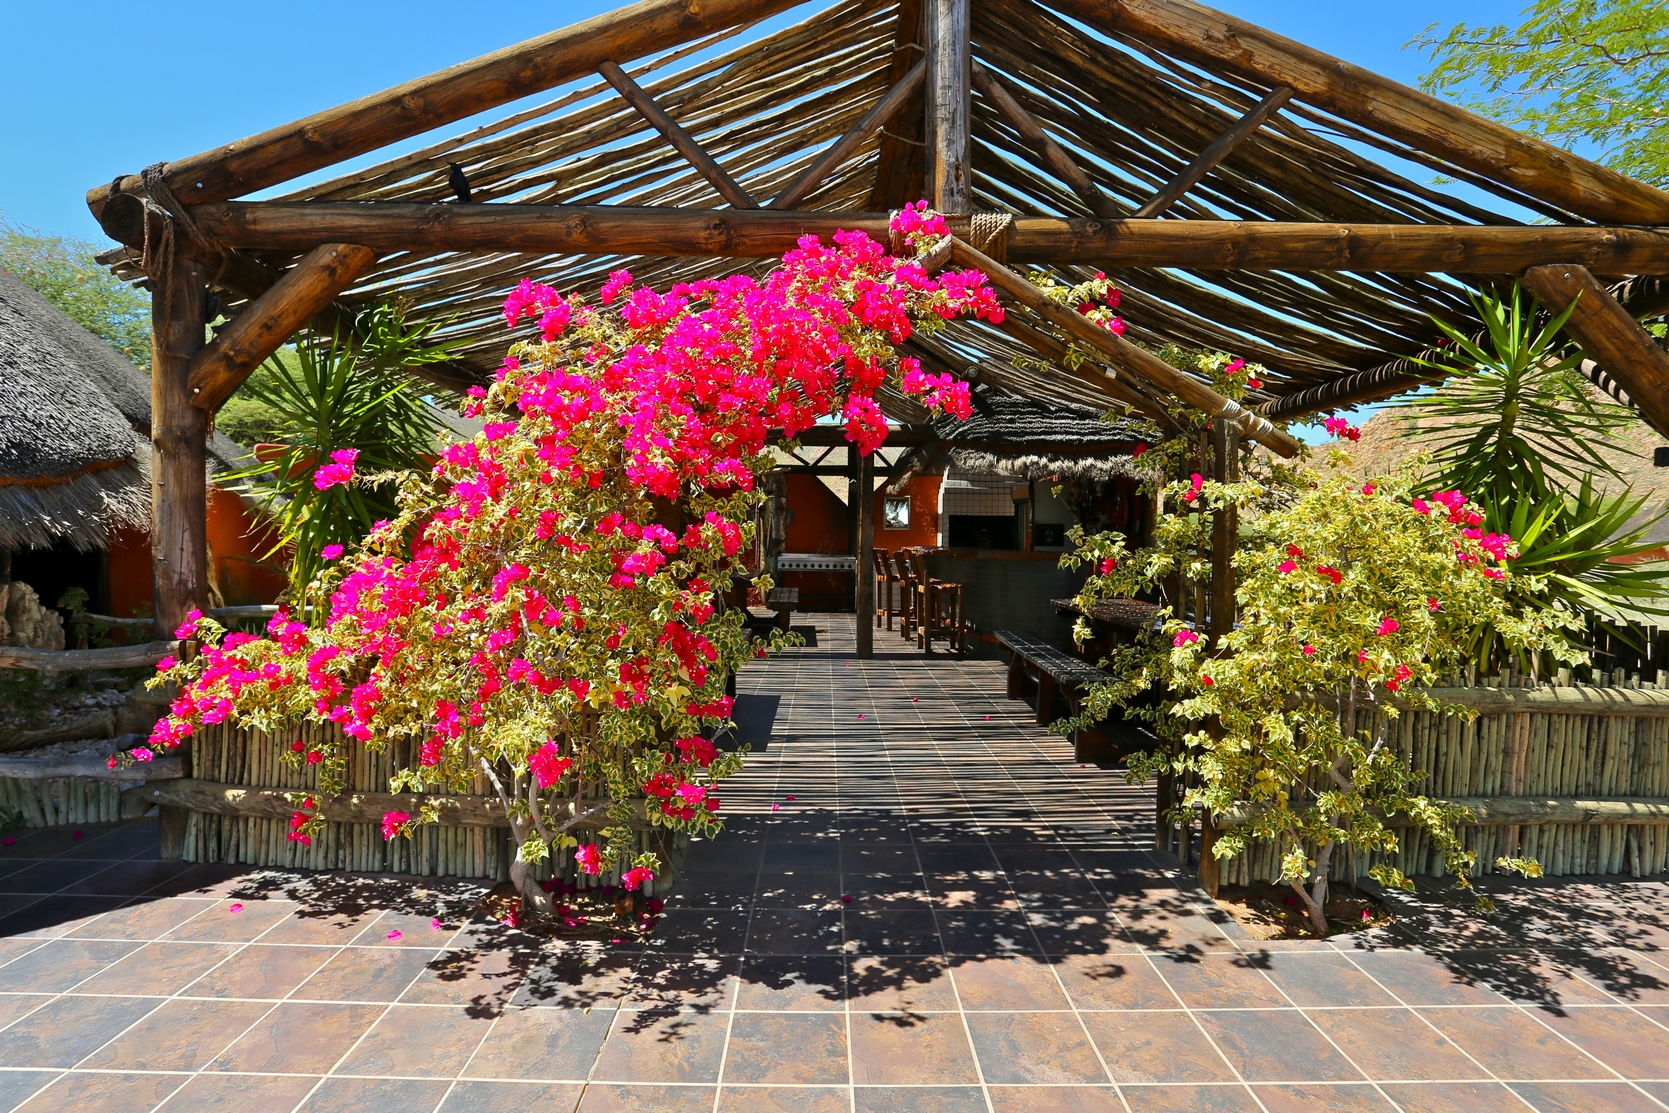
[90,0,1669,659]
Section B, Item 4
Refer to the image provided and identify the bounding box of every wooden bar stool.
[890,549,916,641]
[905,550,965,654]
[873,547,903,631]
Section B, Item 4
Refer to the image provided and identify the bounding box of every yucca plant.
[229,305,453,597]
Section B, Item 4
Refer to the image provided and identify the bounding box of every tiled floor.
[1,614,1667,1112]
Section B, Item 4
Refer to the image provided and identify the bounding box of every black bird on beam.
[448,163,474,203]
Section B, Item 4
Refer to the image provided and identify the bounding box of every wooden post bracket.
[599,59,757,209]
[1522,263,1669,440]
[186,243,378,412]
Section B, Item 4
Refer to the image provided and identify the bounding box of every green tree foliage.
[0,219,151,369]
[1415,0,1669,187]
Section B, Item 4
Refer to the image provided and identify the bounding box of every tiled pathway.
[0,615,1666,1112]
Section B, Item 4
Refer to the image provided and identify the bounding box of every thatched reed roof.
[931,387,1148,479]
[0,269,247,551]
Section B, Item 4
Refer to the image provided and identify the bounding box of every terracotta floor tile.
[574,1082,714,1113]
[734,955,844,1011]
[466,1003,617,1081]
[723,1012,849,1085]
[1023,910,1136,956]
[511,949,637,1010]
[845,955,958,1012]
[335,1004,495,1077]
[74,941,235,997]
[0,938,140,992]
[68,859,195,898]
[1508,1081,1667,1112]
[1534,1007,1669,1079]
[254,908,382,946]
[65,897,215,940]
[589,1008,730,1084]
[1252,1083,1400,1112]
[296,1077,452,1113]
[1152,953,1290,1010]
[935,910,1039,957]
[747,909,843,955]
[1118,1083,1262,1112]
[0,992,50,1029]
[986,1086,1124,1113]
[715,1085,849,1113]
[852,1086,987,1113]
[848,1011,979,1085]
[157,1072,323,1113]
[626,955,737,1012]
[209,1000,383,1074]
[438,1080,585,1113]
[965,1010,1108,1085]
[0,896,126,940]
[1347,952,1512,1006]
[295,945,439,1002]
[1196,1009,1363,1083]
[648,909,751,954]
[844,910,942,955]
[1376,1081,1525,1112]
[1305,1006,1489,1081]
[1080,1008,1237,1084]
[0,1071,57,1112]
[1420,1006,1614,1080]
[11,1070,181,1113]
[1050,953,1179,1010]
[187,943,335,999]
[79,996,271,1071]
[950,955,1071,1010]
[0,860,117,895]
[1263,953,1402,1007]
[161,898,296,943]
[0,994,157,1067]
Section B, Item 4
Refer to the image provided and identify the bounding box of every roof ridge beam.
[599,60,757,209]
[1040,0,1669,226]
[1133,84,1292,217]
[87,0,801,218]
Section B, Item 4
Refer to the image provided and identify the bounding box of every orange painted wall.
[873,476,940,550]
[106,486,289,619]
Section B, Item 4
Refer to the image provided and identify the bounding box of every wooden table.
[1050,597,1162,660]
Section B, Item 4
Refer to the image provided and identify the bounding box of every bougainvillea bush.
[136,206,997,913]
[1062,360,1576,934]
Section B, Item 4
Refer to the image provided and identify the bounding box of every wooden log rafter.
[185,202,1669,275]
[1220,796,1669,829]
[599,59,757,209]
[1133,84,1293,217]
[771,59,927,210]
[1522,263,1669,439]
[1040,0,1669,226]
[186,244,378,412]
[0,640,182,672]
[971,61,1120,219]
[952,236,1299,456]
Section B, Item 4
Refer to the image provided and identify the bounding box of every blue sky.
[2,0,1524,238]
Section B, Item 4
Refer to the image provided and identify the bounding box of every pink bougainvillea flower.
[1376,618,1400,636]
[529,742,573,788]
[1316,566,1343,585]
[840,895,853,903]
[1,838,12,846]
[228,903,244,914]
[1246,377,1262,390]
[312,447,359,490]
[1099,558,1118,574]
[1428,598,1441,612]
[1182,472,1205,503]
[771,804,781,812]
[1323,415,1361,442]
[1201,675,1214,686]
[321,544,344,560]
[622,867,655,889]
[71,830,82,840]
[174,608,204,640]
[1361,483,1376,496]
[1278,560,1297,574]
[1172,630,1200,648]
[430,917,444,931]
[1131,443,1148,458]
[386,930,403,941]
[575,843,604,875]
[1386,663,1413,692]
[1411,497,1432,515]
[380,810,411,841]
[785,795,796,801]
[1302,643,1316,657]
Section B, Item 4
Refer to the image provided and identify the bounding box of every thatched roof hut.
[0,269,245,551]
[929,388,1149,480]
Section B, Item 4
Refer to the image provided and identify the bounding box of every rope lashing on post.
[888,210,1014,263]
[135,163,237,359]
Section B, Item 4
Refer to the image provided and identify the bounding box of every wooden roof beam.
[599,60,757,209]
[87,0,799,218]
[870,0,928,211]
[971,62,1121,219]
[771,60,926,211]
[189,202,1669,274]
[1041,0,1669,226]
[187,244,378,413]
[1522,264,1669,439]
[949,236,1301,455]
[1133,84,1292,217]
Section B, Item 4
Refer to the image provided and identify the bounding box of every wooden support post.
[926,0,971,214]
[856,449,875,659]
[599,60,757,209]
[1198,419,1239,897]
[773,61,926,211]
[151,254,210,639]
[1521,263,1669,439]
[949,237,1303,456]
[1134,85,1293,218]
[186,243,376,412]
[972,62,1120,219]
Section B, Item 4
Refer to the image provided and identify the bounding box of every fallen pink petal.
[228,903,243,914]
[386,929,403,940]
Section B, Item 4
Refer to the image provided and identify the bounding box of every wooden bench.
[765,587,798,632]
[995,630,1132,764]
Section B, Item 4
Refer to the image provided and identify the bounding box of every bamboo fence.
[1220,668,1669,884]
[0,776,139,827]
